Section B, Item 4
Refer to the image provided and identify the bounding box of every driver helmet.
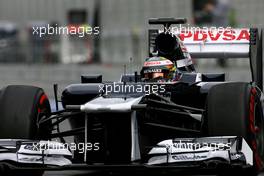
[141,56,176,80]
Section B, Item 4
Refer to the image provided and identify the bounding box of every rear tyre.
[0,85,51,176]
[203,82,264,175]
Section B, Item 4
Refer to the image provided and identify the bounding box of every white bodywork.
[161,28,251,59]
[148,137,253,166]
[0,140,72,166]
[180,29,250,58]
[80,96,143,113]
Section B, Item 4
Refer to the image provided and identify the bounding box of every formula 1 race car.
[0,18,263,176]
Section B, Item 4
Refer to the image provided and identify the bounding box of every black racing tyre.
[203,82,264,175]
[0,85,51,176]
[0,85,51,139]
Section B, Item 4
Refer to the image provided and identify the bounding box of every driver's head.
[141,56,176,80]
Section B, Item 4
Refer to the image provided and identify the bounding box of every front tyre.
[0,85,51,176]
[0,85,51,139]
[203,82,264,175]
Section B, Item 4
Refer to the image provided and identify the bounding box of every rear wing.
[148,27,263,90]
[177,28,250,59]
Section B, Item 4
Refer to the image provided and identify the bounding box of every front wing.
[148,136,252,167]
[0,139,72,166]
[0,137,252,172]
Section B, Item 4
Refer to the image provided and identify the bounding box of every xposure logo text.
[98,82,166,95]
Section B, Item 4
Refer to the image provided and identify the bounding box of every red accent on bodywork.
[179,29,249,42]
[39,94,47,105]
[249,88,263,170]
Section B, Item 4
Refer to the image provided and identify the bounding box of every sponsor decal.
[19,157,43,162]
[172,154,207,161]
[178,29,250,42]
[143,69,162,73]
[144,60,173,67]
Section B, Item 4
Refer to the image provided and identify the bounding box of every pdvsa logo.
[179,29,249,42]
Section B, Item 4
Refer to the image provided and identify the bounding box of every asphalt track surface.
[0,61,261,175]
[43,171,264,176]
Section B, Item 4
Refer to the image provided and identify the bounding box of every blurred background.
[0,0,263,98]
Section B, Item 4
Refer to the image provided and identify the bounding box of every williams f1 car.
[0,18,263,176]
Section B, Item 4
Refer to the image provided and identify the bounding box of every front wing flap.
[148,136,252,167]
[0,137,253,172]
[0,139,72,166]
